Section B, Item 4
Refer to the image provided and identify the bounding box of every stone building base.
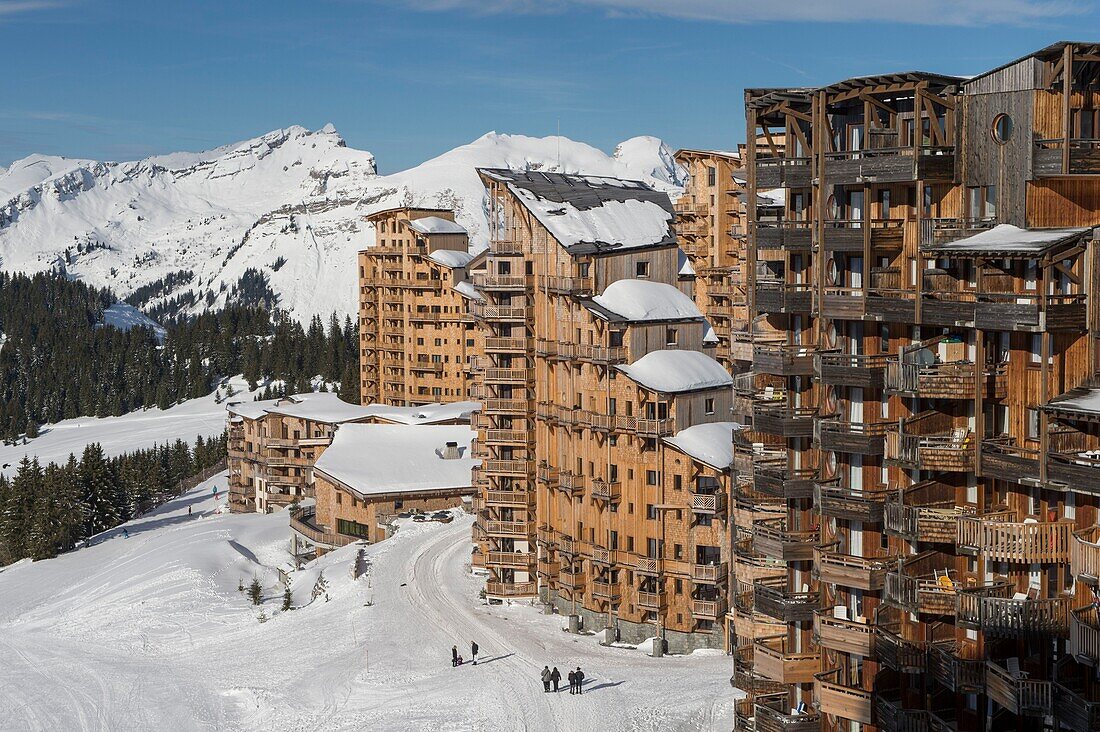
[546,591,723,654]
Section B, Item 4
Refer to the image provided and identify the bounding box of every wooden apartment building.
[359,208,483,407]
[734,41,1100,732]
[468,168,744,651]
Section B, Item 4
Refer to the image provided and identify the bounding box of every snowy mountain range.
[0,126,686,322]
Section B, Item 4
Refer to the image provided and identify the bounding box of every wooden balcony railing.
[539,275,594,296]
[753,404,817,438]
[733,539,786,584]
[1048,451,1100,491]
[637,590,664,610]
[816,352,890,389]
[691,597,728,619]
[875,625,928,673]
[591,579,621,603]
[1053,681,1100,732]
[814,480,890,522]
[485,581,537,597]
[692,562,728,584]
[958,587,1070,638]
[929,642,985,693]
[482,459,532,477]
[814,669,873,725]
[986,659,1053,716]
[483,336,529,352]
[883,480,966,544]
[733,645,787,696]
[754,693,821,732]
[691,492,727,514]
[885,428,975,472]
[471,272,529,290]
[813,610,874,657]
[753,635,821,684]
[755,220,813,250]
[981,438,1042,484]
[557,569,585,592]
[289,506,358,549]
[753,577,818,623]
[485,520,529,538]
[814,545,894,591]
[956,515,1071,564]
[752,518,817,562]
[755,281,814,314]
[885,360,1006,399]
[753,344,816,376]
[1069,604,1100,666]
[484,489,533,507]
[486,550,535,568]
[753,464,816,500]
[482,367,533,383]
[1072,525,1100,583]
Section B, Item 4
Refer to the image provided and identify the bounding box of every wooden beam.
[1053,261,1082,285]
[1063,43,1073,173]
[762,125,781,158]
[789,118,811,159]
[859,92,896,116]
[779,105,812,124]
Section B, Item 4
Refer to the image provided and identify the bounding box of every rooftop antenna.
[556,119,561,171]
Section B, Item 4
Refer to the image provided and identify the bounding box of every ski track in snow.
[0,474,734,731]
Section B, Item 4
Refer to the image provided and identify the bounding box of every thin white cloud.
[0,0,70,19]
[395,0,1084,26]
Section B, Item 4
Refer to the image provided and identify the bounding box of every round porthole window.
[992,114,1013,144]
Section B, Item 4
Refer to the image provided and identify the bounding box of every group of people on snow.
[541,665,585,694]
[451,641,479,667]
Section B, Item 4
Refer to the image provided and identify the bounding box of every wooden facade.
[737,42,1100,731]
[359,208,481,407]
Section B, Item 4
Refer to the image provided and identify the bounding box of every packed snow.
[617,350,734,394]
[360,400,481,425]
[408,216,467,235]
[427,248,476,268]
[0,128,683,322]
[315,424,477,496]
[591,279,703,322]
[99,302,167,340]
[664,422,744,470]
[0,376,258,478]
[0,474,735,730]
[1046,387,1100,417]
[927,223,1091,253]
[250,392,377,424]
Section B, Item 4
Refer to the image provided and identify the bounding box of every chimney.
[441,441,461,460]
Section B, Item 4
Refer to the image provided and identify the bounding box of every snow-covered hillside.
[0,475,734,731]
[0,127,685,322]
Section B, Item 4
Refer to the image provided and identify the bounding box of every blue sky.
[0,0,1096,172]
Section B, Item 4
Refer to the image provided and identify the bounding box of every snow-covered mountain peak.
[0,127,683,322]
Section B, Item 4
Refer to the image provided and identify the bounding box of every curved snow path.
[0,476,732,731]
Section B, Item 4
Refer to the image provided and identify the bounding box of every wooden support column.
[747,105,758,318]
[1062,43,1074,174]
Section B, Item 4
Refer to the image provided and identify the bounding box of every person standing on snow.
[452,645,459,667]
[541,666,552,692]
[574,667,585,694]
[567,669,577,694]
[470,640,479,665]
[550,666,562,692]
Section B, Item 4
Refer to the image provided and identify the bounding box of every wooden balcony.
[814,481,890,522]
[874,697,933,732]
[591,579,621,603]
[813,610,874,656]
[589,478,621,502]
[754,694,821,732]
[1069,604,1100,665]
[482,459,533,478]
[973,293,1086,332]
[733,645,787,696]
[1053,681,1100,732]
[539,274,594,296]
[885,361,1006,399]
[484,489,533,507]
[956,515,1071,564]
[823,146,955,185]
[732,483,785,532]
[535,462,558,487]
[884,553,959,616]
[981,439,1042,484]
[485,520,529,538]
[816,420,888,457]
[1047,451,1100,491]
[557,470,585,494]
[289,506,358,550]
[483,336,529,353]
[755,221,812,250]
[986,659,1052,716]
[637,589,665,611]
[885,429,975,473]
[875,625,928,673]
[485,580,537,597]
[469,302,530,322]
[814,545,893,591]
[753,635,820,684]
[753,464,816,500]
[753,404,816,438]
[820,221,865,252]
[1034,137,1100,177]
[482,367,533,384]
[884,480,965,544]
[482,398,529,415]
[484,429,532,446]
[752,518,817,562]
[471,272,529,291]
[814,669,873,725]
[957,586,1070,638]
[557,569,585,593]
[692,562,728,584]
[928,641,985,694]
[486,550,535,569]
[919,295,976,328]
[754,156,811,189]
[753,578,818,623]
[1072,526,1100,584]
[691,491,727,514]
[816,352,889,389]
[691,597,728,620]
[753,344,816,376]
[734,539,786,584]
[755,281,813,314]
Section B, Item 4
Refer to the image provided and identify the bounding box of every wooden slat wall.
[962,90,1033,224]
[963,58,1042,96]
[1026,180,1100,227]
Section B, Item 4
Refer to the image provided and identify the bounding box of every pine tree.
[312,570,329,603]
[248,577,263,605]
[80,443,119,538]
[281,579,293,611]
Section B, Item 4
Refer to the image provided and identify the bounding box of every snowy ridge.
[0,128,683,322]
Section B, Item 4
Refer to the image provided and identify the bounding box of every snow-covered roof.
[408,216,467,235]
[1043,385,1100,421]
[757,188,785,207]
[678,249,695,277]
[663,421,743,470]
[427,249,475,268]
[360,401,480,425]
[925,224,1091,256]
[453,280,484,301]
[703,324,719,344]
[314,424,478,497]
[226,393,375,423]
[478,168,676,255]
[616,350,733,393]
[589,279,704,323]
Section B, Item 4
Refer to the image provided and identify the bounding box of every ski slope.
[0,474,736,731]
[0,376,256,478]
